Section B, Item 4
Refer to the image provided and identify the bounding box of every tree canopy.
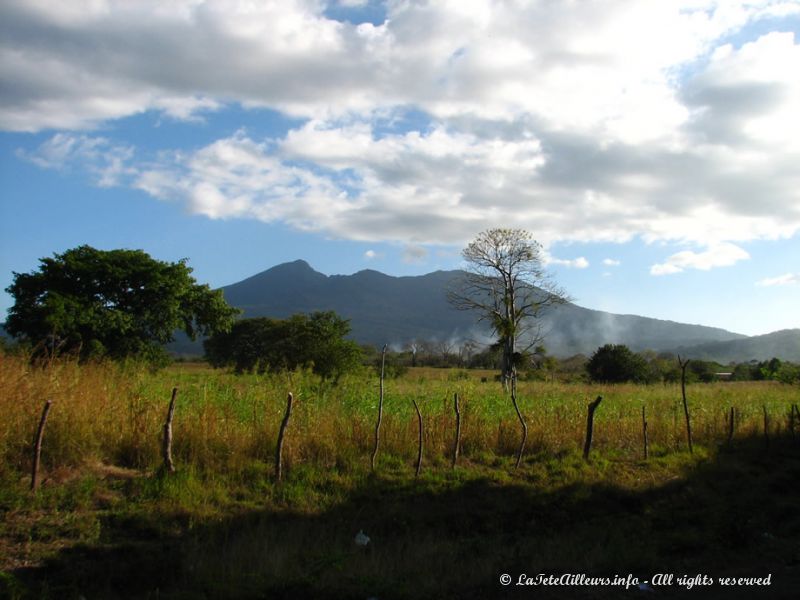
[204,311,362,380]
[448,228,568,385]
[5,245,238,363]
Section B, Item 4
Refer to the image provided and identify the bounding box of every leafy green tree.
[205,311,361,381]
[586,344,649,383]
[687,359,722,383]
[773,361,799,384]
[5,245,238,363]
[731,362,759,381]
[759,357,783,380]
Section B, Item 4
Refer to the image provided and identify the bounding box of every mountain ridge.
[4,260,797,362]
[212,260,769,360]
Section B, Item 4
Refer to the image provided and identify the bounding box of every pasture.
[1,354,798,599]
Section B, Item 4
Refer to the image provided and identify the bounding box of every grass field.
[1,354,799,599]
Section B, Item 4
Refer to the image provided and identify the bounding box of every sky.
[1,0,799,337]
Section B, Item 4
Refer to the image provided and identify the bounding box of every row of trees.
[4,238,797,387]
[355,342,800,384]
[585,344,800,384]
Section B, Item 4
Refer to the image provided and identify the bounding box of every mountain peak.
[207,259,800,361]
[271,259,314,272]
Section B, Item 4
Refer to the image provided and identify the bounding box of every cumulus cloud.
[6,1,800,265]
[603,259,621,266]
[756,273,799,286]
[650,243,750,275]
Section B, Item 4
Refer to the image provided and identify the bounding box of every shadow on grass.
[8,434,800,600]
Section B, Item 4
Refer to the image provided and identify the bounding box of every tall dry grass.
[1,352,797,479]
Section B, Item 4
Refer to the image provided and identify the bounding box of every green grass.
[1,355,799,598]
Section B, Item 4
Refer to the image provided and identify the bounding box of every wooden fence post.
[727,406,735,446]
[510,374,527,468]
[275,392,294,482]
[451,392,461,469]
[762,405,769,449]
[412,399,423,478]
[583,396,603,461]
[162,388,178,474]
[371,344,387,472]
[641,405,649,461]
[31,400,53,492]
[678,356,693,454]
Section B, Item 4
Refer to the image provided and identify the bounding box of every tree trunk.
[510,373,527,468]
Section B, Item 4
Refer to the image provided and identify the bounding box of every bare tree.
[448,229,568,388]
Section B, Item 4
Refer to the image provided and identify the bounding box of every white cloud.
[363,249,379,260]
[7,2,800,252]
[17,133,134,187]
[546,255,590,269]
[132,131,357,226]
[650,263,684,276]
[603,258,621,266]
[756,273,799,286]
[650,242,750,275]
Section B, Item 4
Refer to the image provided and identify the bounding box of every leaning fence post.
[641,405,649,461]
[371,344,387,472]
[451,392,462,469]
[162,387,178,474]
[678,356,693,454]
[275,392,294,482]
[412,398,423,478]
[31,400,53,492]
[583,396,603,461]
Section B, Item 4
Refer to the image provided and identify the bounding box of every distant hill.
[170,260,751,358]
[673,329,800,363]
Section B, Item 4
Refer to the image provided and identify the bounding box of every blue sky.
[1,0,799,337]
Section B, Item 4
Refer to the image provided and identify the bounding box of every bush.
[586,344,649,383]
[205,311,361,381]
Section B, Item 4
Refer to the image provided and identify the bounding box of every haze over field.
[1,1,799,337]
